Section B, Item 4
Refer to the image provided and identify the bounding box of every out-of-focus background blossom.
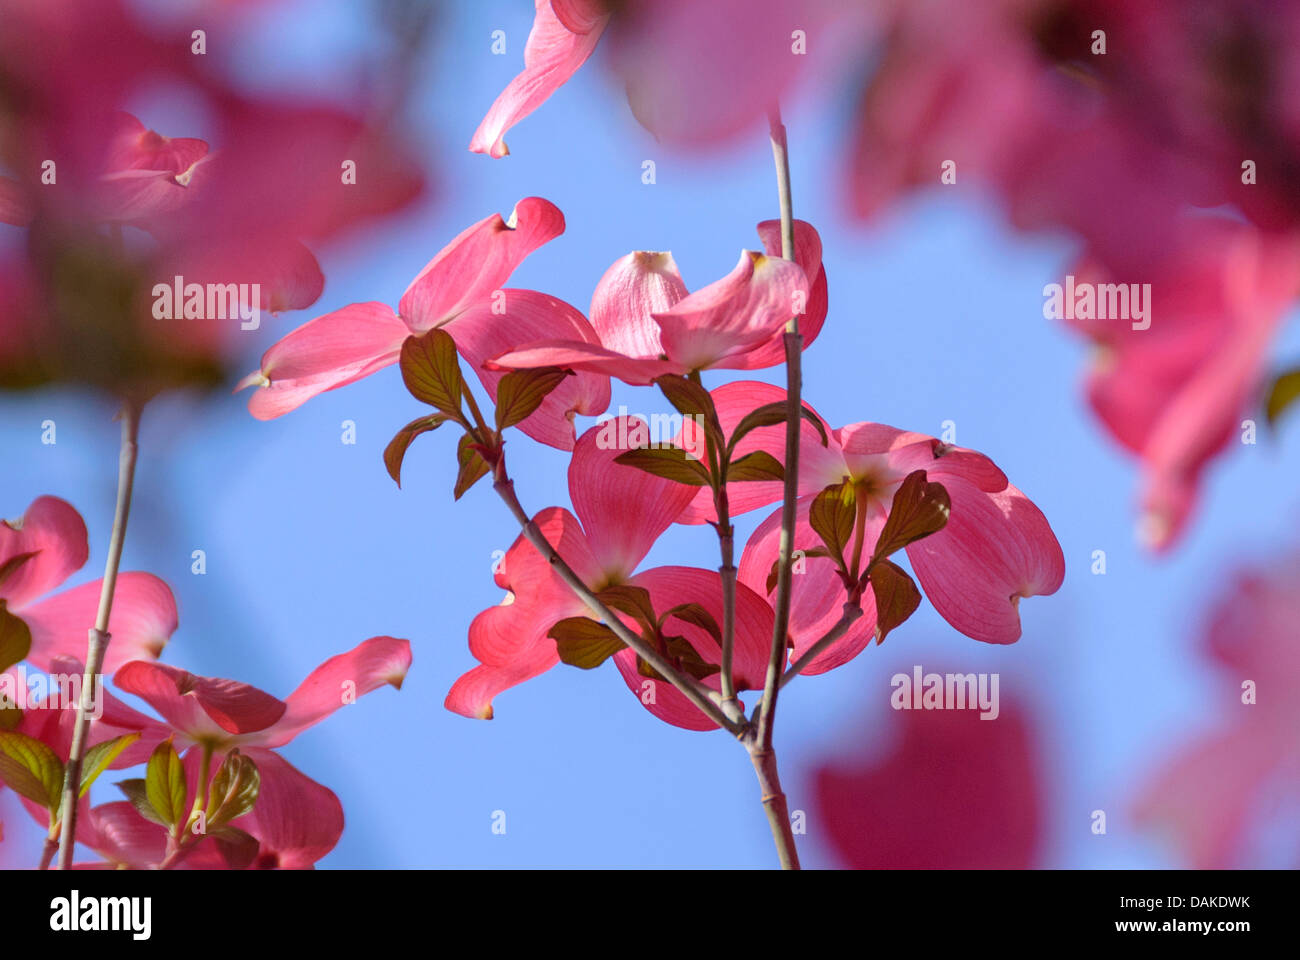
[2,0,1299,867]
[1133,555,1300,869]
[813,680,1046,869]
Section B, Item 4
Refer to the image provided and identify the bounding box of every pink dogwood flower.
[678,383,1064,670]
[470,0,610,158]
[239,197,610,450]
[57,757,344,870]
[92,636,412,868]
[111,636,411,754]
[814,692,1043,868]
[1,496,177,671]
[5,653,172,864]
[1065,221,1300,549]
[489,220,820,385]
[470,0,832,155]
[446,417,773,730]
[1134,554,1300,868]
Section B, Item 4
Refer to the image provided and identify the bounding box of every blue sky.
[3,0,1299,868]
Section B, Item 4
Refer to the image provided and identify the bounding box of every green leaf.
[211,826,260,870]
[726,450,785,482]
[871,470,951,564]
[79,733,140,798]
[809,480,856,567]
[727,401,829,457]
[116,778,169,826]
[613,447,712,486]
[867,559,922,645]
[453,433,492,500]
[495,367,570,430]
[659,603,722,645]
[549,617,626,669]
[1265,367,1300,427]
[0,551,39,593]
[399,329,466,420]
[0,602,31,674]
[383,414,450,487]
[765,545,833,595]
[0,730,64,810]
[205,750,260,829]
[145,740,187,829]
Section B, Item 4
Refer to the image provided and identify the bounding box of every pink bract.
[239,197,610,451]
[0,496,177,671]
[489,220,822,385]
[445,416,771,730]
[685,383,1066,665]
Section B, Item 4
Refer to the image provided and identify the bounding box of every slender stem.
[730,104,806,871]
[461,380,490,434]
[38,835,58,870]
[780,603,864,688]
[755,105,802,754]
[715,481,738,706]
[685,371,739,704]
[186,742,214,831]
[159,835,185,870]
[56,398,143,869]
[490,468,747,735]
[746,741,800,869]
[768,107,796,261]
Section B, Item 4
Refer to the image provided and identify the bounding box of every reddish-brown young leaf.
[400,329,467,422]
[654,374,725,452]
[453,433,492,500]
[0,602,32,674]
[1265,367,1300,427]
[495,367,571,430]
[867,558,922,645]
[727,450,785,482]
[871,470,950,564]
[765,545,833,595]
[660,603,722,645]
[549,617,627,669]
[383,414,450,487]
[726,400,829,458]
[614,447,713,486]
[596,584,659,637]
[809,480,856,569]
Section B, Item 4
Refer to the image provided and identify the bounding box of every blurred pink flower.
[1134,554,1300,868]
[814,694,1043,868]
[471,0,832,155]
[1066,221,1300,549]
[851,2,1300,549]
[0,0,427,395]
[470,0,610,158]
